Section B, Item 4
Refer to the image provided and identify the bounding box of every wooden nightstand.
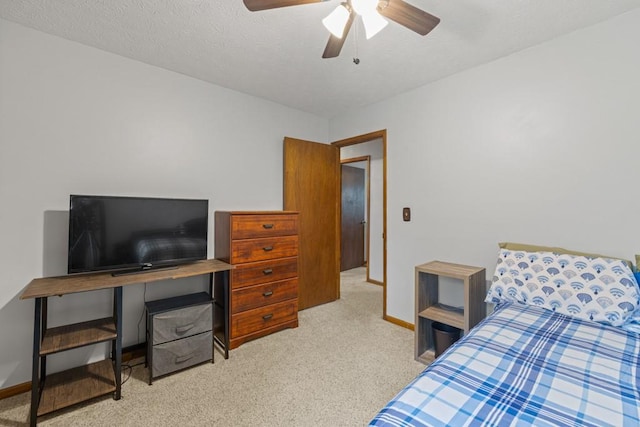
[415,261,486,364]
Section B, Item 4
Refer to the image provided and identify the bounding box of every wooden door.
[341,165,365,271]
[283,137,340,309]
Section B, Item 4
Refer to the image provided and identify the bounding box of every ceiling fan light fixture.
[322,3,351,38]
[351,0,378,15]
[362,11,388,39]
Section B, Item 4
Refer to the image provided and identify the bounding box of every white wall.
[329,9,640,324]
[0,19,328,388]
[340,140,384,282]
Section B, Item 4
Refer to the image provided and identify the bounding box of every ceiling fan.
[243,0,440,59]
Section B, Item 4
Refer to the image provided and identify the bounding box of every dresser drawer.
[231,299,298,337]
[231,214,298,240]
[151,303,212,345]
[231,257,298,289]
[215,211,299,349]
[230,235,298,264]
[151,331,212,378]
[232,278,298,314]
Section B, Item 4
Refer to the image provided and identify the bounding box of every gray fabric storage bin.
[151,330,213,378]
[152,303,212,345]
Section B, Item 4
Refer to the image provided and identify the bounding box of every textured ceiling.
[2,0,640,118]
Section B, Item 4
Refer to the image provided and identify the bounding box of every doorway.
[333,130,387,319]
[282,131,388,321]
[340,161,367,272]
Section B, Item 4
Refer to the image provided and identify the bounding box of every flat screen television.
[68,195,208,274]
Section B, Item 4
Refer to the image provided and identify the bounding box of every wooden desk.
[20,259,233,426]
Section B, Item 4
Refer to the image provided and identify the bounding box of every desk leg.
[113,286,122,400]
[208,273,215,365]
[208,272,213,298]
[212,270,229,359]
[30,297,42,427]
[40,298,47,390]
[223,271,229,359]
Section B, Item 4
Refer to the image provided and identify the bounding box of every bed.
[371,248,640,427]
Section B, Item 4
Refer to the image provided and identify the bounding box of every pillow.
[485,249,522,305]
[621,273,640,334]
[499,242,633,268]
[486,249,640,327]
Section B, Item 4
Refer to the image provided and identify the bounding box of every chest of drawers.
[215,211,299,349]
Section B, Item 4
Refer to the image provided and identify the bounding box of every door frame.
[340,156,373,279]
[332,130,389,320]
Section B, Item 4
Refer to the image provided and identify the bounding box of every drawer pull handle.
[263,246,273,252]
[263,224,274,229]
[263,291,273,297]
[263,314,273,321]
[175,323,195,334]
[263,269,273,275]
[175,352,195,364]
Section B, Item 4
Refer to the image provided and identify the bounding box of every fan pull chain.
[353,17,360,65]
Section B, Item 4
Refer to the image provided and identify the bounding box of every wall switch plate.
[403,207,411,221]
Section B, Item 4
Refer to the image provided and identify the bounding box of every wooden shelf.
[415,261,486,364]
[419,305,464,330]
[415,261,484,280]
[416,348,435,365]
[21,258,233,299]
[37,359,116,416]
[40,318,116,356]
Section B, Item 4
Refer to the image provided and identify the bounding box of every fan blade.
[322,9,355,58]
[243,0,326,12]
[377,0,440,36]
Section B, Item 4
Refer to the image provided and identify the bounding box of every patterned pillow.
[486,249,640,326]
[499,242,634,268]
[485,250,523,305]
[621,273,640,334]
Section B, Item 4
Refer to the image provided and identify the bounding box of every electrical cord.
[121,360,146,385]
[121,364,133,385]
[118,283,149,386]
[137,283,148,343]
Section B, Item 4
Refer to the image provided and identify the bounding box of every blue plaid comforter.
[370,302,640,426]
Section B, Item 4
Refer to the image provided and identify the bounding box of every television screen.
[68,195,208,274]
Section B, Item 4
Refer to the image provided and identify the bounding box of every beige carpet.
[0,267,425,426]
